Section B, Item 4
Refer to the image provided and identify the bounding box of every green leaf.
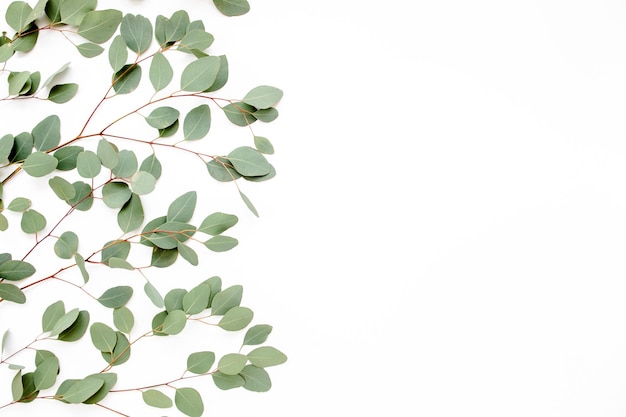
[218,306,253,331]
[212,372,245,390]
[240,191,259,217]
[54,231,79,259]
[113,307,134,334]
[150,247,178,268]
[222,102,257,126]
[0,283,26,304]
[0,44,14,63]
[8,71,30,96]
[149,52,173,92]
[198,212,238,236]
[218,353,247,375]
[243,324,273,346]
[9,131,33,162]
[164,10,189,43]
[42,300,65,333]
[118,193,144,232]
[144,221,195,250]
[182,284,210,315]
[112,64,142,95]
[183,104,211,141]
[90,322,117,353]
[254,107,279,123]
[68,181,93,211]
[177,243,198,266]
[12,23,38,52]
[164,288,186,312]
[78,9,123,43]
[97,138,119,169]
[121,14,152,54]
[204,235,238,252]
[11,370,23,401]
[178,30,214,54]
[206,157,241,182]
[76,42,104,57]
[18,371,38,402]
[175,387,204,417]
[42,62,70,88]
[0,260,34,281]
[60,377,104,404]
[112,149,138,178]
[76,150,102,178]
[145,106,179,129]
[6,1,34,32]
[100,332,131,366]
[247,346,287,367]
[211,285,243,315]
[75,253,89,283]
[58,310,89,341]
[158,119,179,137]
[108,257,133,270]
[144,281,164,308]
[187,351,215,374]
[143,389,172,409]
[140,154,162,180]
[180,56,221,92]
[54,146,83,171]
[47,83,78,103]
[21,209,47,234]
[97,286,133,309]
[102,182,131,208]
[60,0,95,26]
[227,146,270,177]
[7,197,31,212]
[161,310,186,335]
[240,365,271,392]
[242,85,283,110]
[167,191,197,223]
[0,134,14,161]
[108,35,128,72]
[22,71,40,96]
[254,136,274,154]
[49,176,76,201]
[82,373,117,404]
[130,171,156,195]
[33,352,59,390]
[49,308,79,337]
[213,0,250,17]
[0,214,7,231]
[101,240,131,264]
[23,152,58,177]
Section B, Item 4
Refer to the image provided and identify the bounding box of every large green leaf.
[211,285,243,315]
[21,209,47,233]
[243,324,273,346]
[240,365,271,392]
[183,104,211,140]
[204,235,238,252]
[175,387,204,417]
[0,283,26,304]
[117,193,143,232]
[182,284,210,315]
[242,85,283,110]
[57,310,89,342]
[167,191,196,223]
[164,10,189,43]
[222,102,257,126]
[143,389,172,409]
[227,146,270,177]
[23,152,57,177]
[218,306,253,331]
[149,52,173,92]
[145,106,179,129]
[59,377,104,404]
[161,310,186,335]
[47,83,78,103]
[120,13,152,54]
[54,231,79,259]
[78,9,123,44]
[60,0,96,26]
[213,0,250,16]
[108,35,128,72]
[42,301,65,333]
[97,286,133,309]
[187,351,215,374]
[76,150,102,178]
[112,64,142,95]
[90,322,117,353]
[178,30,214,54]
[217,353,247,375]
[6,1,34,32]
[180,56,221,92]
[247,346,288,367]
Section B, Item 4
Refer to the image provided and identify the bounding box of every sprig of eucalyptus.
[0,1,285,416]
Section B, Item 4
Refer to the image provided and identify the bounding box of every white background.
[2,0,626,416]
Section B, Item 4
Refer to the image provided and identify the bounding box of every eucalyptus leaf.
[218,353,247,375]
[108,35,128,72]
[180,56,221,92]
[187,351,215,374]
[218,306,253,331]
[113,306,134,334]
[167,191,197,223]
[112,64,142,95]
[213,0,250,16]
[48,83,78,104]
[23,152,58,177]
[76,42,104,58]
[243,324,273,346]
[240,365,272,392]
[78,9,123,43]
[183,104,211,141]
[97,286,133,309]
[242,85,283,109]
[0,283,26,304]
[211,285,243,315]
[120,13,152,54]
[149,52,173,92]
[175,387,204,417]
[21,209,47,234]
[118,193,144,232]
[49,176,76,202]
[247,346,288,367]
[143,389,172,409]
[54,231,79,259]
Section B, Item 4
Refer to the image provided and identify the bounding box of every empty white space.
[1,1,626,416]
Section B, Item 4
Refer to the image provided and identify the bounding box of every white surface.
[2,0,626,416]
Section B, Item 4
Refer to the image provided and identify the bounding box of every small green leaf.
[177,243,198,266]
[117,193,144,232]
[150,247,178,268]
[254,107,279,123]
[0,260,35,281]
[247,346,287,367]
[211,285,243,315]
[143,389,172,409]
[180,56,221,92]
[6,1,34,32]
[227,146,270,177]
[23,152,58,177]
[164,288,187,312]
[161,310,186,335]
[49,176,76,201]
[164,10,189,43]
[60,0,96,26]
[242,85,283,110]
[213,0,250,16]
[240,191,259,217]
[175,387,204,417]
[47,83,78,103]
[112,149,138,178]
[78,9,123,43]
[145,106,179,129]
[113,306,134,334]
[108,35,128,72]
[112,64,142,95]
[33,353,59,390]
[11,370,23,401]
[144,221,195,250]
[182,284,210,315]
[54,146,83,171]
[212,372,245,390]
[206,55,229,92]
[178,30,214,54]
[240,365,272,392]
[204,235,238,252]
[97,286,133,309]
[140,154,162,180]
[76,150,102,178]
[97,138,119,169]
[254,136,274,154]
[218,353,247,375]
[183,104,211,141]
[187,351,215,374]
[7,197,31,212]
[149,52,173,92]
[131,171,156,195]
[0,283,26,304]
[60,377,104,404]
[68,181,94,211]
[0,214,7,231]
[222,102,257,126]
[58,310,89,342]
[21,209,46,234]
[108,257,134,270]
[120,13,152,54]
[0,44,14,63]
[90,322,117,353]
[144,281,164,308]
[0,134,14,161]
[8,71,30,96]
[198,212,238,236]
[102,182,131,208]
[49,308,80,337]
[243,324,273,346]
[42,62,70,88]
[218,306,253,331]
[54,231,79,259]
[101,240,131,264]
[12,23,38,53]
[75,253,89,283]
[167,191,197,223]
[206,157,241,182]
[42,300,65,333]
[100,332,131,366]
[82,373,117,404]
[8,132,33,163]
[76,42,104,57]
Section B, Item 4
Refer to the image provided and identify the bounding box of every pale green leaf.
[58,310,89,342]
[182,284,210,315]
[117,193,143,232]
[33,354,59,390]
[111,149,138,178]
[97,138,119,169]
[175,387,203,417]
[76,150,102,178]
[0,134,14,161]
[11,370,23,401]
[113,306,134,333]
[145,106,179,129]
[60,377,104,404]
[218,306,253,331]
[254,136,274,154]
[42,300,65,333]
[218,353,247,375]
[32,115,61,152]
[23,152,58,177]
[167,191,196,223]
[7,197,31,212]
[21,209,47,233]
[213,0,250,17]
[140,154,162,180]
[240,365,271,392]
[143,389,172,409]
[187,351,215,374]
[243,324,273,346]
[102,182,131,208]
[108,35,128,72]
[54,231,78,259]
[164,288,186,312]
[240,191,259,217]
[120,13,152,54]
[76,42,104,58]
[222,102,257,126]
[78,9,123,44]
[177,243,198,266]
[212,372,245,390]
[101,240,131,264]
[0,260,35,281]
[60,0,96,26]
[42,62,70,88]
[0,283,26,304]
[242,85,283,110]
[49,176,76,201]
[144,281,164,308]
[164,10,189,43]
[183,104,211,140]
[75,253,89,283]
[180,56,220,92]
[112,64,142,95]
[178,30,214,54]
[198,212,238,236]
[90,322,117,353]
[161,310,186,335]
[247,346,287,367]
[97,286,133,309]
[48,83,78,103]
[49,308,79,337]
[227,146,270,176]
[211,285,243,315]
[149,52,173,92]
[204,235,238,252]
[131,171,156,195]
[6,1,34,32]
